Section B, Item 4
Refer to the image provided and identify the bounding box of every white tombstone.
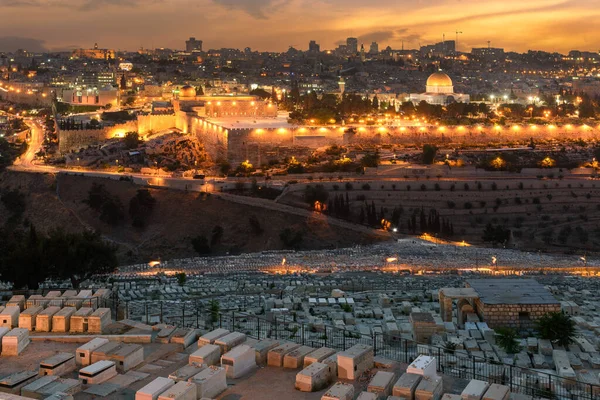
[482,384,510,400]
[337,344,374,380]
[214,332,246,354]
[169,363,207,382]
[189,365,227,399]
[39,353,76,376]
[1,328,29,356]
[393,372,423,399]
[322,382,354,400]
[136,377,176,400]
[198,328,229,347]
[189,344,221,366]
[157,381,197,400]
[356,392,378,400]
[304,347,336,368]
[253,339,279,365]
[296,362,331,392]
[268,342,301,367]
[407,355,437,378]
[78,360,117,384]
[368,371,396,399]
[76,338,109,366]
[415,375,443,400]
[0,306,20,329]
[221,344,256,379]
[52,307,76,333]
[283,346,314,369]
[461,380,490,400]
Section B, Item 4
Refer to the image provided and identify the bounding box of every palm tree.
[495,327,521,354]
[536,312,576,347]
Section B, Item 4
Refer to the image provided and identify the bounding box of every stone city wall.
[189,117,228,162]
[0,90,53,108]
[137,114,176,135]
[58,121,137,153]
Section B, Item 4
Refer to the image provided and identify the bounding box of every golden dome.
[179,85,196,98]
[426,72,453,87]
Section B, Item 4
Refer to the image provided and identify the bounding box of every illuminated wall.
[137,114,176,135]
[58,121,137,153]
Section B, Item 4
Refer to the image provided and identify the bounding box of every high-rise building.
[346,37,358,55]
[308,40,320,54]
[369,42,379,55]
[185,37,203,53]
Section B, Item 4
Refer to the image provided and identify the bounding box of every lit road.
[13,118,46,169]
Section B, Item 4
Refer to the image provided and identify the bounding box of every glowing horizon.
[0,0,598,54]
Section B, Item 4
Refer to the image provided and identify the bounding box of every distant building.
[60,86,118,107]
[346,37,358,55]
[308,40,320,54]
[369,42,379,55]
[420,40,455,57]
[185,37,203,53]
[71,43,115,60]
[471,47,505,59]
[409,71,469,105]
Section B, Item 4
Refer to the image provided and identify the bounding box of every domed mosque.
[409,71,469,105]
[178,85,197,98]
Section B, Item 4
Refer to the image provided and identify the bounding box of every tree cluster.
[0,225,117,289]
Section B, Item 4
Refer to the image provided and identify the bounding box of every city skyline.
[0,0,599,54]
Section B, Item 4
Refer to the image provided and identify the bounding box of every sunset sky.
[0,0,598,54]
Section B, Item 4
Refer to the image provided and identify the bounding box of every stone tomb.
[189,344,221,366]
[39,353,76,376]
[296,362,331,392]
[157,381,196,400]
[189,365,227,399]
[482,384,510,400]
[136,377,175,400]
[0,307,21,329]
[214,332,246,354]
[78,360,117,384]
[268,342,301,367]
[76,338,109,366]
[283,345,314,369]
[52,307,76,333]
[70,308,93,333]
[322,382,354,400]
[0,327,8,351]
[415,375,443,400]
[21,376,81,400]
[92,342,144,372]
[35,307,61,332]
[6,295,25,311]
[442,395,462,400]
[221,344,256,379]
[87,308,111,334]
[1,328,29,356]
[356,392,378,400]
[252,339,279,365]
[304,347,336,368]
[407,355,437,378]
[368,371,396,399]
[337,344,374,380]
[0,371,38,394]
[393,373,423,400]
[170,328,197,349]
[198,328,229,347]
[168,363,207,382]
[461,380,490,400]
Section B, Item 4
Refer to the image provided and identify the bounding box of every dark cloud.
[0,0,148,11]
[0,36,48,52]
[357,31,395,44]
[212,0,291,19]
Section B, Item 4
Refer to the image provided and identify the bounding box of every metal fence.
[116,300,600,400]
[150,309,594,400]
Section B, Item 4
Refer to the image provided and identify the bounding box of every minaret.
[360,44,366,62]
[338,77,346,95]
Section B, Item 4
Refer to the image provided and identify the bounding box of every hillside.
[278,178,600,252]
[0,171,384,265]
